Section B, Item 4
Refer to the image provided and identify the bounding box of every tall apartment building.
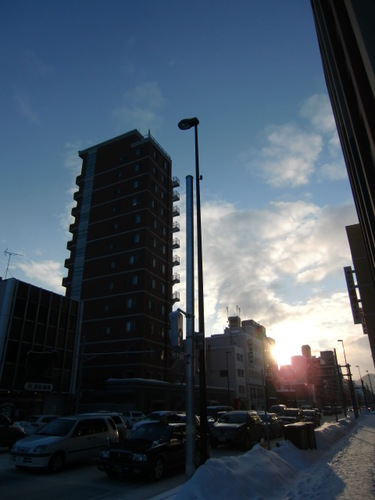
[310,0,375,278]
[63,130,180,390]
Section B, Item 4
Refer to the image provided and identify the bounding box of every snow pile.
[160,416,361,499]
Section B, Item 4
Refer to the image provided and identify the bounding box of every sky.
[0,1,371,375]
[157,413,375,499]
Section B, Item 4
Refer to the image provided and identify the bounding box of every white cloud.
[15,96,40,125]
[299,94,336,134]
[176,196,359,362]
[252,123,322,187]
[17,259,65,294]
[112,82,166,133]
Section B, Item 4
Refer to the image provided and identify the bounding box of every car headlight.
[99,450,110,459]
[132,453,148,462]
[33,445,48,454]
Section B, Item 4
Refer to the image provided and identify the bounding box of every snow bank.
[164,417,358,500]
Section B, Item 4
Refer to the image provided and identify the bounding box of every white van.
[10,414,119,472]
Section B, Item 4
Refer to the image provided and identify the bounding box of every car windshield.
[129,424,171,442]
[36,418,75,436]
[283,410,298,416]
[219,413,246,424]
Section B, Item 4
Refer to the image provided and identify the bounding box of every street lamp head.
[178,117,199,130]
[338,339,343,343]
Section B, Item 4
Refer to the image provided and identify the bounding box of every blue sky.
[1,1,371,375]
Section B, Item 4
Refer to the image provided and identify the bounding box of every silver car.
[10,414,119,472]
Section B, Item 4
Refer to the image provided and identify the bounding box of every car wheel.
[151,456,164,481]
[48,452,65,473]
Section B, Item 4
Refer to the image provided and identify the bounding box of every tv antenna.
[4,249,24,279]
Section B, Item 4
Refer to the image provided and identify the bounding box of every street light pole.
[356,365,368,409]
[178,117,209,463]
[366,370,374,407]
[338,340,359,418]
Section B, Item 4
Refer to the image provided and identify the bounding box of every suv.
[10,414,119,472]
[98,421,201,481]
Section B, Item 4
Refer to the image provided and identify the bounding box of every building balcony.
[66,240,74,250]
[172,237,180,249]
[172,255,180,266]
[172,190,180,202]
[172,221,180,233]
[73,191,81,202]
[172,176,180,188]
[172,273,180,285]
[71,206,78,217]
[64,258,72,268]
[172,205,180,217]
[172,291,180,304]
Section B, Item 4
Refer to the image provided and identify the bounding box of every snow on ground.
[156,412,375,499]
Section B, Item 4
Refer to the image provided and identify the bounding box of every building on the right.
[310,0,375,278]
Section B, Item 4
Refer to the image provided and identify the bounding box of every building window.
[110,262,115,269]
[126,321,135,333]
[133,233,140,244]
[130,275,138,286]
[105,326,111,335]
[112,223,118,230]
[135,163,140,172]
[220,370,228,377]
[127,298,136,309]
[237,369,244,377]
[132,197,140,207]
[133,180,140,189]
[129,254,139,264]
[108,282,114,290]
[133,214,141,224]
[151,278,156,289]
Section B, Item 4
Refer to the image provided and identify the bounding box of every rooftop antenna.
[4,249,24,279]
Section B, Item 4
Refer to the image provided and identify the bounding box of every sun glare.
[272,344,292,368]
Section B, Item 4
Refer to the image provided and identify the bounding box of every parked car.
[13,414,59,435]
[122,410,146,429]
[206,406,233,420]
[257,411,284,439]
[302,409,321,428]
[280,408,305,425]
[98,421,201,481]
[132,411,186,431]
[10,414,119,472]
[210,410,264,450]
[269,404,287,416]
[0,415,26,449]
[79,412,128,440]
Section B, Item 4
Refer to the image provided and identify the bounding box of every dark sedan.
[98,421,200,481]
[210,410,264,450]
[0,415,26,449]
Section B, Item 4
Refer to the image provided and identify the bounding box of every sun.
[272,344,292,368]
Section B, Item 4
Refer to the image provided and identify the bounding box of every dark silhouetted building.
[63,130,180,391]
[311,0,375,278]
